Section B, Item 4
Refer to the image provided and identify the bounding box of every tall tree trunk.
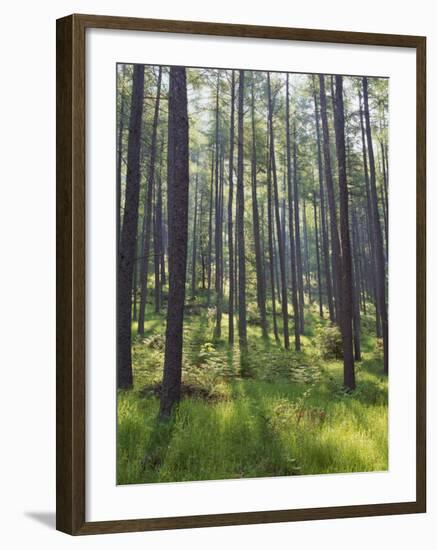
[206,148,214,306]
[351,207,362,361]
[159,67,189,420]
[333,75,355,390]
[191,172,199,300]
[155,138,165,312]
[116,65,127,247]
[137,67,163,335]
[313,192,323,318]
[117,64,144,390]
[214,143,224,338]
[302,196,312,302]
[319,74,341,324]
[251,74,269,339]
[267,147,279,343]
[380,140,389,258]
[236,70,247,349]
[363,77,388,375]
[359,90,381,337]
[285,74,301,351]
[267,73,289,348]
[213,72,223,338]
[292,122,305,334]
[313,83,334,321]
[228,71,236,345]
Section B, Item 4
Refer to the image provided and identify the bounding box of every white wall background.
[0,0,434,547]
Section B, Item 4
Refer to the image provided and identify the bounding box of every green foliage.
[316,323,343,359]
[117,309,388,485]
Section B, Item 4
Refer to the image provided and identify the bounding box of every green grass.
[117,305,388,484]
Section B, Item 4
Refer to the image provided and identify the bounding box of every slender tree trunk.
[155,139,165,312]
[319,74,341,324]
[159,67,189,420]
[228,71,235,345]
[333,75,355,390]
[267,148,279,343]
[236,70,247,349]
[302,196,312,302]
[359,90,381,337]
[213,73,223,338]
[285,74,301,351]
[207,149,214,306]
[351,207,362,361]
[214,143,224,338]
[251,74,268,339]
[313,84,334,322]
[267,73,289,348]
[138,67,163,335]
[161,195,167,290]
[117,64,144,390]
[313,192,323,318]
[292,122,305,334]
[117,65,127,247]
[363,77,388,375]
[380,140,389,258]
[191,172,199,300]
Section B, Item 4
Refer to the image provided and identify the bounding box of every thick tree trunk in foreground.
[117,64,144,390]
[159,67,189,420]
[236,70,247,349]
[333,75,355,390]
[285,74,301,351]
[363,77,388,375]
[138,67,162,335]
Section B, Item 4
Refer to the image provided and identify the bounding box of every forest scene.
[116,63,389,485]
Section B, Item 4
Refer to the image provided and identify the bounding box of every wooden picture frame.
[56,13,426,535]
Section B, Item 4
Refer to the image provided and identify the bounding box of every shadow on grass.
[141,414,177,481]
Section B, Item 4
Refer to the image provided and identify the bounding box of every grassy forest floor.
[117,301,388,484]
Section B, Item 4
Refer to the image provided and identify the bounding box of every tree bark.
[116,65,127,248]
[313,192,323,318]
[285,74,301,351]
[363,77,388,375]
[250,74,269,339]
[312,83,334,321]
[319,74,341,324]
[267,73,289,348]
[191,172,199,300]
[227,71,236,345]
[292,122,305,334]
[159,66,190,420]
[236,70,247,349]
[117,64,144,390]
[138,67,163,335]
[333,75,355,390]
[267,146,279,343]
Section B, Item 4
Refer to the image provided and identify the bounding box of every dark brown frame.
[56,13,426,535]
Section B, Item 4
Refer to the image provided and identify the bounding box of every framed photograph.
[56,14,426,535]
